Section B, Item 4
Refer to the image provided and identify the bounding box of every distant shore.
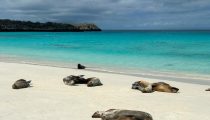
[0,19,101,32]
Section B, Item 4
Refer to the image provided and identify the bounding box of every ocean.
[0,31,210,79]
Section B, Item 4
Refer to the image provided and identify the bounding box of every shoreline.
[0,59,210,85]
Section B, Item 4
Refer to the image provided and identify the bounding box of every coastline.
[0,61,210,120]
[0,54,210,85]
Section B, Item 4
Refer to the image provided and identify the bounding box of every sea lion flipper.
[79,75,85,77]
[27,80,31,84]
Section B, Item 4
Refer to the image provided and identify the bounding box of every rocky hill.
[75,24,101,31]
[0,19,101,32]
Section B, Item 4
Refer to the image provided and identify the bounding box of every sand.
[0,62,210,120]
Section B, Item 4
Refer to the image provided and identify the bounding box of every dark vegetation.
[0,19,101,32]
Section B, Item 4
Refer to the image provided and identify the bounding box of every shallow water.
[0,31,210,78]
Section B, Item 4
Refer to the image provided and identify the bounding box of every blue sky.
[0,0,210,30]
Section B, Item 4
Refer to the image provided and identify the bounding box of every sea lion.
[152,82,179,93]
[87,77,103,87]
[63,76,75,85]
[63,75,103,87]
[63,75,87,85]
[77,64,86,69]
[132,81,153,93]
[92,109,153,120]
[205,88,210,91]
[132,81,179,93]
[12,79,31,89]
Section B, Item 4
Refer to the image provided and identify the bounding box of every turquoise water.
[0,31,210,77]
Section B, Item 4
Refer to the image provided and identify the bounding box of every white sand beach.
[0,62,210,120]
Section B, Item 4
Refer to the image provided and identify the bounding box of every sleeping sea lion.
[92,109,153,120]
[152,82,179,93]
[87,77,103,87]
[63,75,87,85]
[205,88,210,91]
[63,75,103,87]
[132,81,153,93]
[12,79,31,89]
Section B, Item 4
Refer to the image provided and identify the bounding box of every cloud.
[0,0,210,29]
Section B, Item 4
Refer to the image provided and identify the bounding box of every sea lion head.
[132,81,151,89]
[171,87,179,93]
[12,84,17,89]
[92,111,103,118]
[132,81,140,89]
